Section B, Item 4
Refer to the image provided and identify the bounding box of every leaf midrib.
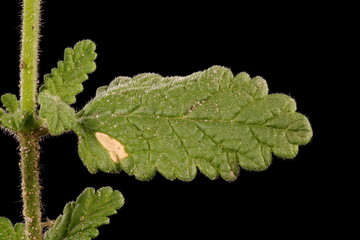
[76,112,301,160]
[77,112,296,130]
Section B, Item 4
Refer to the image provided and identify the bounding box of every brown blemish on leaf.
[95,132,128,162]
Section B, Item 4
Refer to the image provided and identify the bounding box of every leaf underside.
[0,217,26,240]
[44,187,124,240]
[74,66,312,181]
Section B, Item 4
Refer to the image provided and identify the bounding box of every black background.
[1,1,331,239]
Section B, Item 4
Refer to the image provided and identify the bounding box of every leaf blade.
[0,217,26,240]
[0,110,28,131]
[0,94,26,131]
[44,187,124,240]
[40,40,97,104]
[38,92,76,135]
[14,223,26,240]
[1,94,20,113]
[0,217,16,239]
[75,66,312,181]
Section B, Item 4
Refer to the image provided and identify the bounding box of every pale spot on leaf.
[95,132,128,162]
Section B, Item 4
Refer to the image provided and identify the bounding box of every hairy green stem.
[19,133,42,240]
[19,0,43,239]
[20,0,41,115]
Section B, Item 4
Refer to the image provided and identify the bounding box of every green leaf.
[0,217,15,239]
[1,93,20,113]
[0,93,27,131]
[14,223,26,240]
[37,40,96,135]
[0,93,24,130]
[0,109,28,131]
[40,40,97,105]
[0,217,26,240]
[75,66,312,181]
[44,187,124,240]
[38,92,76,135]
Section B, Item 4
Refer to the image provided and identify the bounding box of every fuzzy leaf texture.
[74,66,312,181]
[38,92,76,135]
[44,187,124,240]
[1,94,20,113]
[38,40,96,134]
[0,94,27,131]
[0,217,26,240]
[39,40,97,105]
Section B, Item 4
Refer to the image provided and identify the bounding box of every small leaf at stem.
[14,223,26,240]
[1,93,20,113]
[74,66,312,181]
[0,217,26,240]
[44,187,124,240]
[38,92,76,135]
[40,40,97,105]
[0,109,28,131]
